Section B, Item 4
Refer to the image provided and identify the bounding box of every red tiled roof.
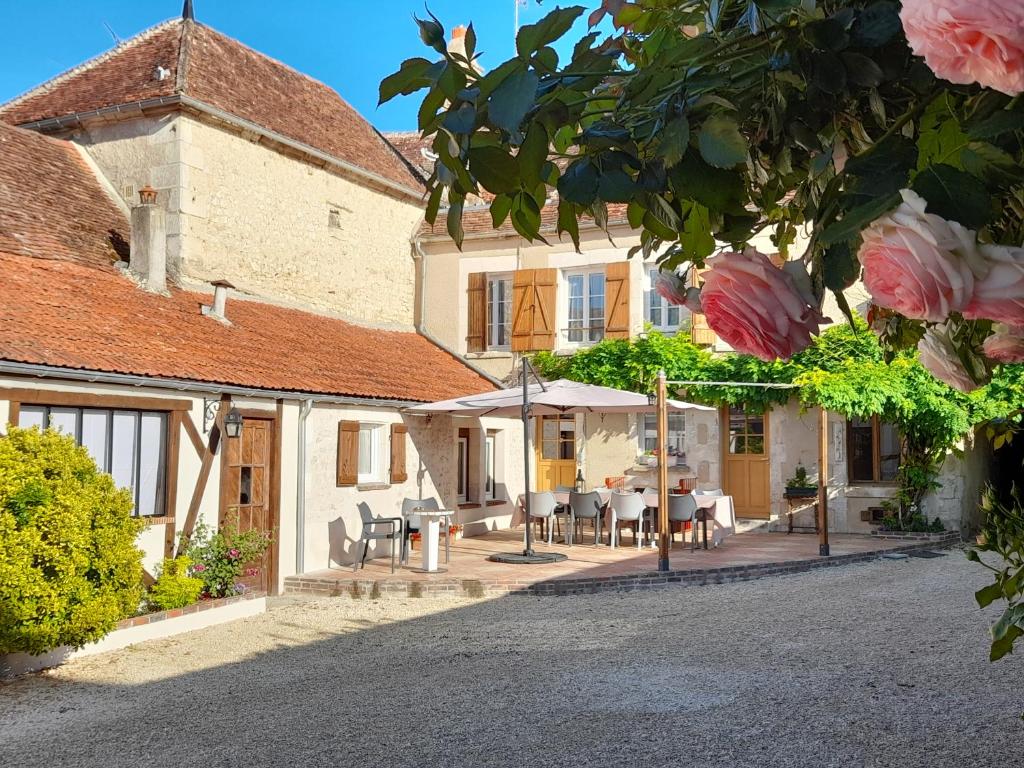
[421,201,631,239]
[383,132,432,182]
[0,252,493,401]
[1,19,422,193]
[0,121,128,269]
[0,121,491,401]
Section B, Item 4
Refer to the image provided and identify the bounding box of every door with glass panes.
[722,404,771,519]
[535,415,577,490]
[220,415,276,593]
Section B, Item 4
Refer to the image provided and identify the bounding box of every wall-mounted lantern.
[223,407,244,439]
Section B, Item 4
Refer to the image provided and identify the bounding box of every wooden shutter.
[604,261,631,339]
[511,268,557,352]
[390,423,408,483]
[337,421,359,486]
[690,267,716,346]
[466,272,487,353]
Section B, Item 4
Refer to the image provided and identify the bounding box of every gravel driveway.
[0,552,1020,767]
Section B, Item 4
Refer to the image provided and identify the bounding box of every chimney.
[448,25,482,73]
[129,186,167,293]
[202,280,235,324]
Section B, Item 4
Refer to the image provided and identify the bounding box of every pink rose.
[983,324,1024,363]
[858,190,981,322]
[901,0,1024,96]
[700,250,826,361]
[918,326,978,391]
[653,269,702,313]
[962,243,1024,327]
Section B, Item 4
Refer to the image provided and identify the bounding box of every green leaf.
[468,146,520,194]
[446,194,465,249]
[490,193,513,229]
[670,152,745,213]
[656,116,690,168]
[990,625,1022,661]
[851,2,901,47]
[518,123,548,189]
[841,52,884,88]
[477,59,522,100]
[698,115,748,169]
[516,6,585,60]
[442,102,476,134]
[379,57,434,105]
[967,109,1024,139]
[424,185,443,226]
[464,22,477,61]
[511,191,543,242]
[626,201,646,229]
[598,169,635,203]
[557,160,599,206]
[813,52,848,94]
[961,142,1024,183]
[557,197,580,250]
[819,192,900,245]
[823,241,860,291]
[488,69,540,135]
[976,581,1004,608]
[680,203,715,260]
[417,86,446,132]
[911,164,991,229]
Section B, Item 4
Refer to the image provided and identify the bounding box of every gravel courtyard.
[1,552,1020,767]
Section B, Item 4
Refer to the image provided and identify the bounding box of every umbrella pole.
[522,356,534,557]
[657,369,670,572]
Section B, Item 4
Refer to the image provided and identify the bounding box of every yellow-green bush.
[0,427,144,654]
[147,556,203,611]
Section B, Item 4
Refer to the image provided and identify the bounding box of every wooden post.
[818,406,830,556]
[657,370,670,572]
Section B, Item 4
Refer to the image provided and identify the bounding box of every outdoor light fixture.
[647,391,657,406]
[223,406,244,439]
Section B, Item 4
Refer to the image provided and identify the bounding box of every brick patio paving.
[285,528,958,597]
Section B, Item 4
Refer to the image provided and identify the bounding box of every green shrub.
[147,556,204,612]
[184,518,272,598]
[0,427,144,654]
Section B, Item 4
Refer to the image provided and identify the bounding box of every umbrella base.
[487,552,568,565]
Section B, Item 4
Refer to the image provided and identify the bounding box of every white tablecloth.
[512,490,736,547]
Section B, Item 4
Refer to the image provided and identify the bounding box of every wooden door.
[535,415,577,490]
[221,415,277,593]
[722,405,771,519]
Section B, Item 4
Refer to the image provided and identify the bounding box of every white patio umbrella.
[406,370,714,563]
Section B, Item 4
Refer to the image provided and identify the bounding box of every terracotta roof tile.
[0,121,128,269]
[0,252,493,401]
[421,201,631,239]
[1,20,422,194]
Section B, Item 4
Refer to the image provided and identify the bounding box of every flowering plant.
[385,0,1024,384]
[180,519,272,599]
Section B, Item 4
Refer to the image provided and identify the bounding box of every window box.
[783,486,819,499]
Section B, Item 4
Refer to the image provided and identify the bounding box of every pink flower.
[918,326,978,391]
[983,324,1024,363]
[193,564,206,573]
[653,269,702,313]
[228,548,240,559]
[858,190,981,323]
[700,250,827,361]
[901,0,1024,96]
[962,243,1024,327]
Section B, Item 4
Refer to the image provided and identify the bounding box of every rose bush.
[983,325,1024,363]
[700,250,826,361]
[917,325,978,392]
[962,244,1024,327]
[900,0,1024,96]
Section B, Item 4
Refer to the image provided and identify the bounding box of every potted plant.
[784,466,818,498]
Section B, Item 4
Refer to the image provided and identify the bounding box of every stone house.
[0,11,523,593]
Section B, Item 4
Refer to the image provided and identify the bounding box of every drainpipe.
[295,398,314,574]
[410,232,505,388]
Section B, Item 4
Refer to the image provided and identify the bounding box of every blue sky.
[0,1,601,132]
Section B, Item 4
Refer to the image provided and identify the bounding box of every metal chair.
[568,490,604,545]
[400,497,450,565]
[354,505,402,573]
[609,490,647,549]
[667,492,698,552]
[528,491,558,545]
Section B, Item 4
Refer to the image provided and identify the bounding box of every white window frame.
[18,405,168,517]
[563,268,606,348]
[486,273,513,350]
[639,412,686,455]
[357,423,385,484]
[645,268,682,333]
[457,435,470,503]
[485,433,496,501]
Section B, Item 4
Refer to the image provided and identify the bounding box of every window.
[487,275,512,349]
[540,415,576,460]
[485,433,496,500]
[566,270,605,344]
[847,416,899,483]
[645,269,681,331]
[727,405,765,455]
[640,413,686,454]
[457,435,469,503]
[19,405,167,517]
[357,423,384,484]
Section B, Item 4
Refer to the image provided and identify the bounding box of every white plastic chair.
[528,491,558,545]
[609,490,647,549]
[667,492,698,552]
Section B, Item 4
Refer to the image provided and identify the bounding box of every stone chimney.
[129,186,167,293]
[201,280,234,324]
